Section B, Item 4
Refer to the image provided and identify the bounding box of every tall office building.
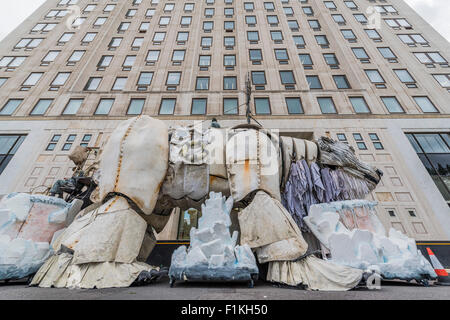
[0,0,449,240]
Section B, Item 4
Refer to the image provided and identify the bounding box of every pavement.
[0,279,449,300]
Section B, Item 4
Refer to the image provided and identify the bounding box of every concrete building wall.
[0,0,449,239]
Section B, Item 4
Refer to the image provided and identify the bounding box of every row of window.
[0,93,439,117]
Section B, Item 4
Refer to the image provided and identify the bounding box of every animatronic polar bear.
[32,116,381,290]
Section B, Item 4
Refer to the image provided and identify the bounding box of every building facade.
[0,0,449,241]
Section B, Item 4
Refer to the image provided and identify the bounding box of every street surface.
[0,279,449,300]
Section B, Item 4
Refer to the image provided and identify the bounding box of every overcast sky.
[0,0,449,42]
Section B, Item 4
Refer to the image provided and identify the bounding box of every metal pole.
[245,73,252,124]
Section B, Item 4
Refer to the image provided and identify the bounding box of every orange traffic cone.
[427,248,450,286]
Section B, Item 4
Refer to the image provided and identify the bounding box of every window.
[308,20,320,30]
[224,21,235,31]
[323,53,339,68]
[224,37,235,48]
[353,14,368,24]
[98,55,113,69]
[112,77,127,91]
[203,21,214,32]
[108,37,122,50]
[0,56,26,69]
[0,99,23,116]
[315,35,329,47]
[365,29,382,41]
[224,98,238,115]
[333,75,351,89]
[413,97,438,113]
[159,98,176,115]
[378,47,397,62]
[381,97,404,113]
[341,29,356,42]
[201,37,212,48]
[299,54,313,69]
[247,31,259,42]
[127,99,145,115]
[267,15,279,26]
[369,133,384,150]
[398,34,428,46]
[0,78,7,88]
[224,76,237,90]
[264,2,274,11]
[164,3,175,12]
[317,97,337,114]
[184,3,194,12]
[181,16,192,27]
[84,77,102,91]
[146,50,160,64]
[137,72,153,89]
[344,1,357,10]
[275,49,289,63]
[352,48,369,62]
[15,38,43,49]
[166,72,181,86]
[199,55,211,67]
[51,72,70,87]
[349,97,370,113]
[365,70,386,88]
[394,69,416,87]
[22,72,43,87]
[191,98,207,115]
[432,74,450,88]
[177,32,189,43]
[67,51,85,65]
[157,16,170,27]
[196,77,209,90]
[337,134,347,142]
[41,51,60,64]
[324,1,337,10]
[254,98,270,114]
[63,99,83,115]
[306,75,322,89]
[58,32,74,44]
[249,49,262,63]
[0,135,26,175]
[292,35,305,48]
[251,71,266,85]
[332,14,346,25]
[302,7,313,15]
[288,20,299,31]
[94,17,107,27]
[406,133,450,203]
[172,50,186,64]
[245,2,255,11]
[204,8,215,17]
[224,55,236,68]
[139,22,150,32]
[153,32,166,43]
[82,33,97,44]
[414,52,447,66]
[132,37,144,49]
[285,97,303,114]
[279,71,296,85]
[271,31,283,42]
[95,99,114,115]
[385,18,412,29]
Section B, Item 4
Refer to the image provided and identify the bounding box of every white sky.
[0,0,449,42]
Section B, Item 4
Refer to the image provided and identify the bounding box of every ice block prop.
[305,200,437,282]
[0,193,82,281]
[169,192,259,287]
